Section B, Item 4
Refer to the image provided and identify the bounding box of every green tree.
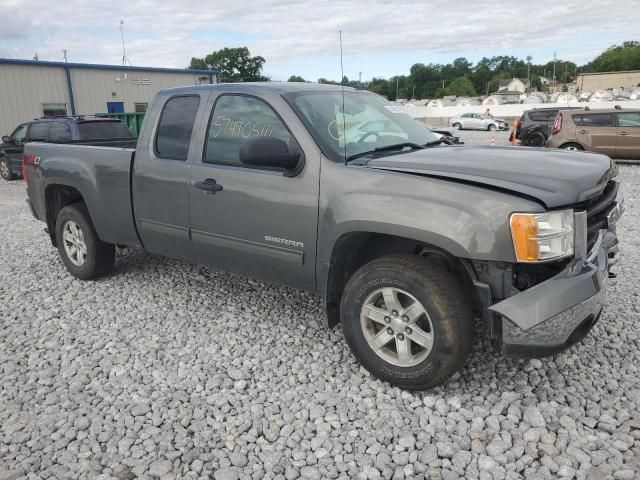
[589,41,640,72]
[445,77,477,96]
[189,47,266,82]
[288,75,306,82]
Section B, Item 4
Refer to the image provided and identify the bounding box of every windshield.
[77,121,132,140]
[285,91,439,162]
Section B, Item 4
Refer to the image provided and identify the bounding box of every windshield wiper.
[346,142,424,162]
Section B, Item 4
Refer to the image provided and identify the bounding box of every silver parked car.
[448,113,507,131]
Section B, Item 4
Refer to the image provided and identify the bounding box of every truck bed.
[25,142,141,248]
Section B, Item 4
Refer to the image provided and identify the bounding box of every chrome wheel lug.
[402,315,409,322]
[397,333,405,340]
[387,328,394,335]
[405,327,412,334]
[384,316,391,323]
[391,310,398,316]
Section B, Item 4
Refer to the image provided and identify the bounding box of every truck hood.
[363,145,614,207]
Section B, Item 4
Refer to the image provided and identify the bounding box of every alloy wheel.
[360,287,434,367]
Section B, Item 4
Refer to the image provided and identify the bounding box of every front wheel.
[561,143,584,152]
[340,255,474,390]
[0,158,16,181]
[55,203,115,280]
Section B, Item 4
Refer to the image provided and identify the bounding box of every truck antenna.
[340,30,347,166]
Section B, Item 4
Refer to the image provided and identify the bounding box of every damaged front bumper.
[490,207,622,357]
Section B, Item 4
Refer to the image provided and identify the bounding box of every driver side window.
[205,95,296,168]
[12,124,28,144]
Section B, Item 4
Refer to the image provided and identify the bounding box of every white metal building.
[0,58,216,134]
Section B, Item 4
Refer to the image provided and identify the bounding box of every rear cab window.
[155,95,201,160]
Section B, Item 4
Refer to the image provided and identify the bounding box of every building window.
[135,103,148,113]
[42,103,67,117]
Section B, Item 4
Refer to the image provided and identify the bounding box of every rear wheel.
[0,158,16,181]
[55,203,115,280]
[525,131,546,147]
[561,143,584,151]
[340,255,474,390]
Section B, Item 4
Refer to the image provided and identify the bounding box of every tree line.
[189,41,640,101]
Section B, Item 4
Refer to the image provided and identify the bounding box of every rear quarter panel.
[25,142,140,247]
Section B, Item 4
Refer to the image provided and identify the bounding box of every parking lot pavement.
[1,172,639,480]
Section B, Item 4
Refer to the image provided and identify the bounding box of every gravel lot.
[1,163,639,480]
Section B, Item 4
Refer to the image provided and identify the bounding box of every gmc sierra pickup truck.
[24,83,623,389]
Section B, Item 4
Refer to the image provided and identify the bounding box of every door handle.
[578,130,588,134]
[619,131,630,136]
[195,178,223,194]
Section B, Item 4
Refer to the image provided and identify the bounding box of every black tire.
[561,143,584,152]
[55,203,115,280]
[525,131,546,147]
[488,124,497,131]
[453,123,462,130]
[340,255,474,390]
[0,158,16,181]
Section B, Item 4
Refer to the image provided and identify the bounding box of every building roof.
[0,58,216,76]
[576,70,640,77]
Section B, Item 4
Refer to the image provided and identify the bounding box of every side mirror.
[2,135,11,143]
[240,137,302,175]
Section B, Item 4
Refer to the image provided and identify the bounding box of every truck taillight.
[552,113,562,135]
[22,154,38,182]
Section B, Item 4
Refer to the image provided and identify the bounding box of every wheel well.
[325,232,480,328]
[560,142,584,150]
[45,184,85,246]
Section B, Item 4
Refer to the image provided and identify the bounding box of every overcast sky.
[0,0,638,81]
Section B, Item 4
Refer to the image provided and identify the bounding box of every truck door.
[132,93,209,262]
[189,93,320,290]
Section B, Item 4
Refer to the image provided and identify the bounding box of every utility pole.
[33,53,39,61]
[358,71,362,83]
[526,55,532,87]
[63,50,68,63]
[120,20,130,66]
[553,52,556,92]
[412,85,415,99]
[396,77,399,99]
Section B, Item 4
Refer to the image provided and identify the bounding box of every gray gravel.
[1,164,639,479]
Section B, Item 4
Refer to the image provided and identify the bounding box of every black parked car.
[1,116,132,181]
[511,107,581,147]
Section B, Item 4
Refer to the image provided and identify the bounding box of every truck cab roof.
[158,82,360,96]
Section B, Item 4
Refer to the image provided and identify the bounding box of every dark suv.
[1,116,132,181]
[512,107,581,147]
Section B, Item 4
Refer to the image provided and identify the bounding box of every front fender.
[316,162,545,296]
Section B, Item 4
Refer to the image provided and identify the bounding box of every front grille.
[581,180,618,251]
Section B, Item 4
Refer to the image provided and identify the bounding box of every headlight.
[510,210,574,262]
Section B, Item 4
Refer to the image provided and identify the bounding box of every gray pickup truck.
[24,83,623,389]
